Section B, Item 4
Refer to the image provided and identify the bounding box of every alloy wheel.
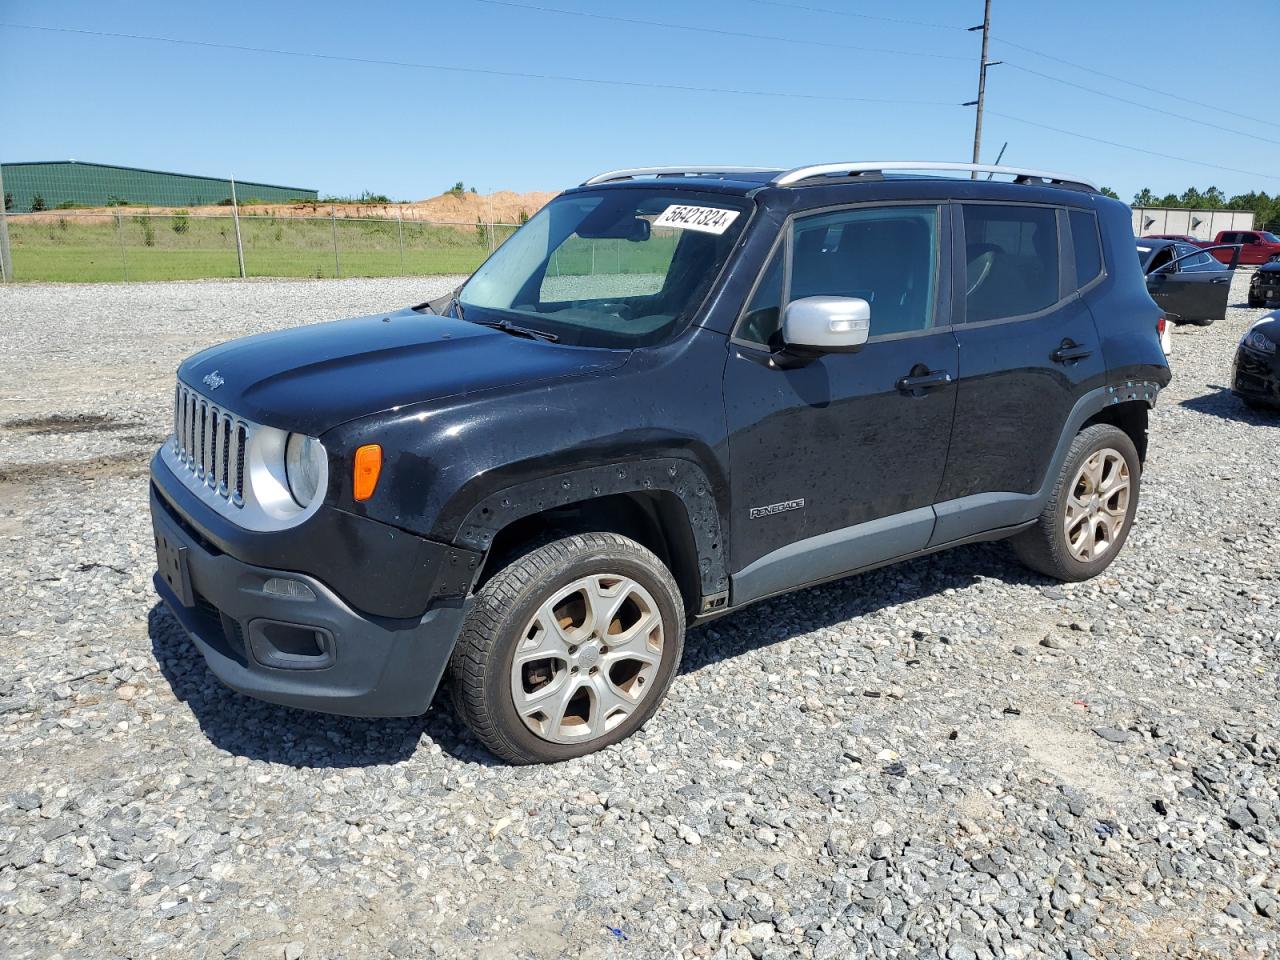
[509,574,665,744]
[1063,448,1131,562]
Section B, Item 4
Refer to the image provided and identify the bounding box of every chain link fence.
[1,209,519,283]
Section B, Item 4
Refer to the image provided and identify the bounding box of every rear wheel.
[449,533,684,764]
[1011,424,1141,582]
[1190,315,1216,327]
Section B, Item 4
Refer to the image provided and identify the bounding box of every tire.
[1011,424,1142,582]
[1249,296,1264,308]
[1189,315,1216,327]
[449,532,684,764]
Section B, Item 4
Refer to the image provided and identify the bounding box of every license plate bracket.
[155,527,194,607]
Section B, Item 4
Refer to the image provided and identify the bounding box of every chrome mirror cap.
[782,296,871,353]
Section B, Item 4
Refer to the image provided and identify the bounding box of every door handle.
[1052,341,1093,364]
[896,370,953,393]
[1210,277,1230,284]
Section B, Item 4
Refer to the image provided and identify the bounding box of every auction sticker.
[653,205,741,235]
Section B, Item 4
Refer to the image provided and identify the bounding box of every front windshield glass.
[459,188,752,348]
[1261,232,1280,244]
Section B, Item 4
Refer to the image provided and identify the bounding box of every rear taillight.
[1157,316,1167,336]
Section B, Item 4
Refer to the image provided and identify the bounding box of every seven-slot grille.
[173,382,250,505]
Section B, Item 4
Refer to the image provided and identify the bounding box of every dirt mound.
[18,190,559,225]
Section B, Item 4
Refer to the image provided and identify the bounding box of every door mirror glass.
[782,296,871,353]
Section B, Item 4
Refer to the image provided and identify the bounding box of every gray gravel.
[1,274,1277,959]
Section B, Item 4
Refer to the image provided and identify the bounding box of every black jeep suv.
[151,162,1170,763]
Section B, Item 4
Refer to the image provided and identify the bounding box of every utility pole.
[230,177,246,279]
[965,0,1001,177]
[0,160,12,282]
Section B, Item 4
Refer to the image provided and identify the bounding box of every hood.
[1249,313,1280,343]
[178,308,629,435]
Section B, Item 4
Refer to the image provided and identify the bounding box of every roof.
[1,159,315,193]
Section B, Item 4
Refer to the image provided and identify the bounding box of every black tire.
[1189,315,1216,327]
[1011,424,1142,582]
[1248,296,1264,308]
[449,532,684,764]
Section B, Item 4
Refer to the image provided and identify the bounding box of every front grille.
[173,382,251,507]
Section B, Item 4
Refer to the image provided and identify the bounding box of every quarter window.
[962,204,1060,323]
[1068,210,1103,288]
[739,247,784,347]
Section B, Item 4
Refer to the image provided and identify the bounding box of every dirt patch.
[0,451,149,484]
[2,413,139,435]
[997,712,1135,809]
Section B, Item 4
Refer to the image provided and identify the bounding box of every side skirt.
[703,518,1034,624]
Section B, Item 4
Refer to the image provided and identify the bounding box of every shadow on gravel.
[147,603,496,769]
[1180,387,1279,426]
[681,540,1044,674]
[148,541,1046,768]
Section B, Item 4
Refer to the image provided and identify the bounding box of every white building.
[1132,207,1253,240]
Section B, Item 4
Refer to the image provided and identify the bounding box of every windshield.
[1261,232,1280,244]
[458,188,752,348]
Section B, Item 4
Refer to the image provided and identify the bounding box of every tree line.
[1130,186,1280,231]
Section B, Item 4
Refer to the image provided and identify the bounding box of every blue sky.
[1,0,1274,203]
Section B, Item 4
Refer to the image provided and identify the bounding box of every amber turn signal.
[353,444,382,501]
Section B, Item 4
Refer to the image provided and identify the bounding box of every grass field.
[7,214,516,282]
[5,214,692,284]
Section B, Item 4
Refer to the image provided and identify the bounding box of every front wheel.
[449,533,684,764]
[1249,295,1265,308]
[1189,315,1216,327]
[1011,424,1141,582]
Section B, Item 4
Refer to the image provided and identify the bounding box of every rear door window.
[962,204,1061,323]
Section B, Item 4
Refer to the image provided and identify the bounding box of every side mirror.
[782,296,871,356]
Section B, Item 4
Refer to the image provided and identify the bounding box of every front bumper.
[1253,279,1280,304]
[1232,345,1280,407]
[150,460,474,717]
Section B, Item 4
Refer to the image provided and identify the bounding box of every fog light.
[263,577,316,600]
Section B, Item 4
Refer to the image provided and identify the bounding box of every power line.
[990,36,1280,131]
[987,110,1280,183]
[1003,63,1280,147]
[0,22,960,107]
[466,0,971,61]
[739,0,967,31]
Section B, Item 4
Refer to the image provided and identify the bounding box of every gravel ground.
[1,275,1277,960]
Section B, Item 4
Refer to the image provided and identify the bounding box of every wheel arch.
[1081,400,1149,464]
[454,459,727,616]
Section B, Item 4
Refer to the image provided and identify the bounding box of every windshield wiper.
[450,296,466,321]
[468,317,560,343]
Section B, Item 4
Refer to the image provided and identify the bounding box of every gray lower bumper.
[151,487,467,717]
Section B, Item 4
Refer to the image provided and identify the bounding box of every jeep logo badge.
[202,370,225,390]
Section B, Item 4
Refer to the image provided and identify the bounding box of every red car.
[1204,229,1280,266]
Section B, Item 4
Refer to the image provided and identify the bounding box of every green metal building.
[1,160,317,212]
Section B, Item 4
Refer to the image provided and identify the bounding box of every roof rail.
[770,161,1099,193]
[583,166,775,186]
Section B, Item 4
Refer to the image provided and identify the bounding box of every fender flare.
[450,457,729,599]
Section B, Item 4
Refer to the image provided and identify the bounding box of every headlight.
[1243,330,1277,356]
[285,433,327,507]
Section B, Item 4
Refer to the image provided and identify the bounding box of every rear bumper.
[151,483,469,717]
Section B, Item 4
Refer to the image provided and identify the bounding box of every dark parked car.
[1138,238,1237,325]
[1142,233,1200,244]
[1248,259,1280,308]
[1233,313,1280,409]
[151,162,1170,763]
